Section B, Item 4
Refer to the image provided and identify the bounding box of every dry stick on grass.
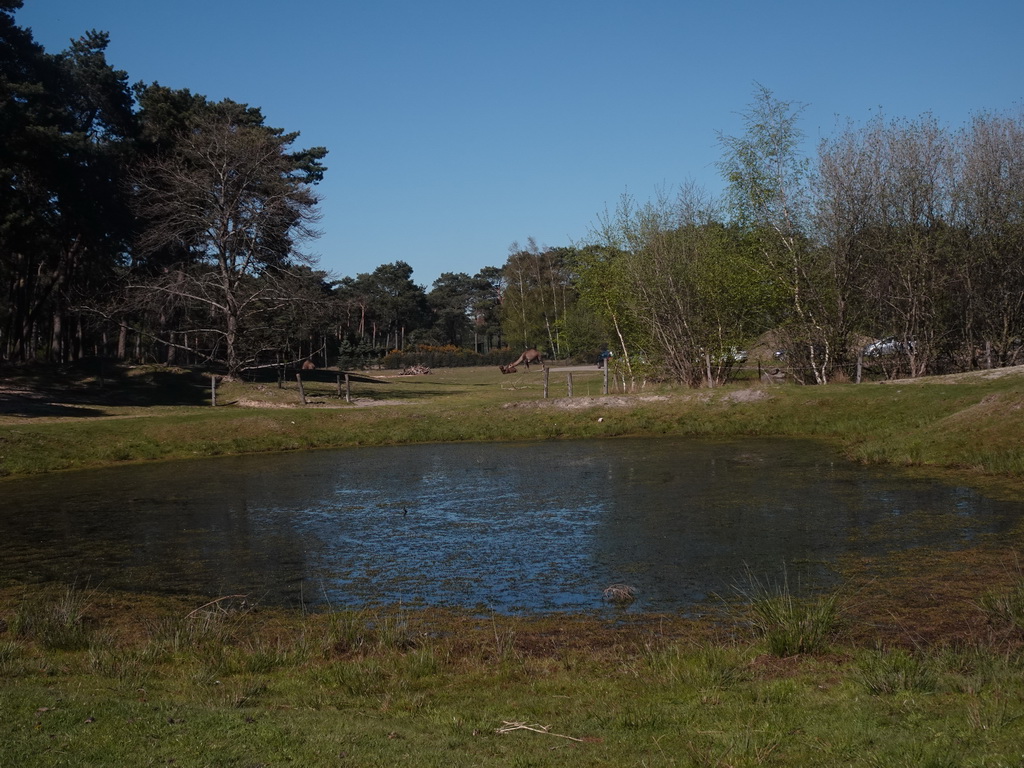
[495,721,585,742]
[184,595,250,619]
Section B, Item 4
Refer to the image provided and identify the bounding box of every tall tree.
[130,96,327,375]
[469,266,505,353]
[427,272,479,347]
[499,238,574,357]
[818,114,958,377]
[1,6,135,361]
[347,262,430,350]
[956,110,1024,367]
[585,189,780,385]
[717,85,838,383]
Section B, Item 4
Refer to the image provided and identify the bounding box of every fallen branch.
[496,721,585,742]
[184,595,249,619]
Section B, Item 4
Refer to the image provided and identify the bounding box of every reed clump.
[10,584,93,651]
[979,576,1024,630]
[732,568,842,657]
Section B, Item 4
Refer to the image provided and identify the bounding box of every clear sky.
[14,0,1024,289]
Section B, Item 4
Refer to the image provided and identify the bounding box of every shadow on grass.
[0,359,211,418]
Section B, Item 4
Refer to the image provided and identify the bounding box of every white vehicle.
[864,337,915,357]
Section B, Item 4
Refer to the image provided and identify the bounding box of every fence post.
[603,362,609,395]
[345,373,351,403]
[543,367,550,398]
[567,373,573,397]
[210,374,217,407]
[296,373,307,405]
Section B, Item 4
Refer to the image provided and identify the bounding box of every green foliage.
[499,241,578,358]
[425,271,501,349]
[1,15,136,362]
[580,190,786,385]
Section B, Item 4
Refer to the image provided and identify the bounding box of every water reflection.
[0,438,1018,613]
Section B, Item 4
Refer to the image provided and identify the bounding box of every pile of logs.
[400,365,432,376]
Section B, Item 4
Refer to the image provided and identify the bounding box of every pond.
[1,438,1020,614]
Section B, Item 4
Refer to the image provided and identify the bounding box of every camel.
[500,348,543,374]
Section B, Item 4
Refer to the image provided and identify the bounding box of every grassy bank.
[3,363,1024,486]
[3,573,1024,767]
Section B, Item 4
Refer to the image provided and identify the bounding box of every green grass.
[3,587,1024,767]
[3,364,1024,488]
[980,575,1024,631]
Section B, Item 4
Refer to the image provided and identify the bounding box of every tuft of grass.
[373,611,413,651]
[855,647,938,694]
[641,642,749,691]
[979,577,1024,630]
[733,567,841,656]
[321,608,372,654]
[88,632,151,690]
[11,584,93,650]
[319,608,415,656]
[0,638,24,676]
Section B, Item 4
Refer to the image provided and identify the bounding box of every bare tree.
[500,239,574,357]
[955,110,1024,367]
[131,107,326,375]
[860,114,958,377]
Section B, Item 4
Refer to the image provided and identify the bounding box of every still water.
[1,438,1019,614]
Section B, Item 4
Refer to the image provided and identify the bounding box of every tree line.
[4,2,1022,384]
[1,3,509,376]
[468,86,1024,387]
[573,86,1024,385]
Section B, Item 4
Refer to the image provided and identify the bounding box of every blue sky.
[15,0,1024,288]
